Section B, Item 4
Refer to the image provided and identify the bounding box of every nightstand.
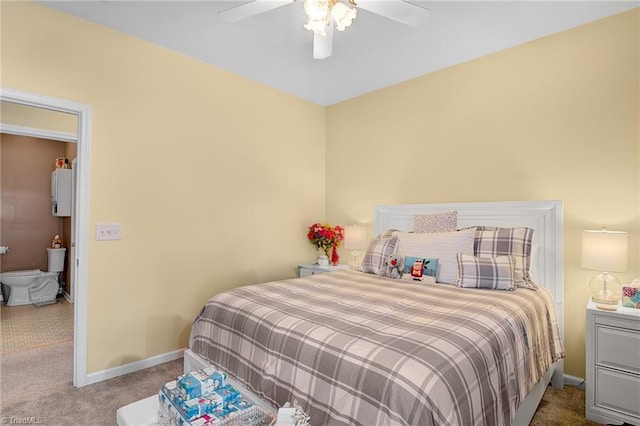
[298,263,349,277]
[586,299,640,425]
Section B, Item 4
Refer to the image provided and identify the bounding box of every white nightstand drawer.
[300,269,324,277]
[596,325,640,374]
[595,366,640,419]
[298,264,349,278]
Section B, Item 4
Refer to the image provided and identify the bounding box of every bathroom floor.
[0,298,73,354]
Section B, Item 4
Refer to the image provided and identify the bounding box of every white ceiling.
[41,1,638,106]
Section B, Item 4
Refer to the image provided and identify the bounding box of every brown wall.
[1,134,67,274]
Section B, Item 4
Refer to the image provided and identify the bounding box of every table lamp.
[344,225,366,269]
[581,228,628,310]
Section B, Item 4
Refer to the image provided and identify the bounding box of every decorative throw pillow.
[402,256,438,282]
[414,211,458,233]
[472,226,537,290]
[393,228,476,284]
[359,235,399,276]
[375,229,399,240]
[455,253,517,291]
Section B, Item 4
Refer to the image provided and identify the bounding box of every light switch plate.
[96,223,122,241]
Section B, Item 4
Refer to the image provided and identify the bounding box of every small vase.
[318,254,329,266]
[331,245,339,266]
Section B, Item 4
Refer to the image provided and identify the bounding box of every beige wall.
[1,101,78,134]
[326,9,639,378]
[2,2,325,373]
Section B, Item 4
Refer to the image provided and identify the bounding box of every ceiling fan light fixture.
[304,0,330,21]
[304,18,329,36]
[331,2,356,31]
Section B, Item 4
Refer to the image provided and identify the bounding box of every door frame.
[1,87,91,387]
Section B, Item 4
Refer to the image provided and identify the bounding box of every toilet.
[0,248,66,306]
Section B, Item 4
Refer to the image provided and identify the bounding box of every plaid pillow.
[455,253,517,291]
[376,229,398,239]
[414,211,457,233]
[473,226,537,290]
[359,235,399,276]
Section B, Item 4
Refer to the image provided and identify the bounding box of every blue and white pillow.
[403,256,438,279]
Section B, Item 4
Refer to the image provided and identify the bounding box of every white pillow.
[393,228,476,284]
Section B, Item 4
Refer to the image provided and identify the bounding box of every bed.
[185,200,565,425]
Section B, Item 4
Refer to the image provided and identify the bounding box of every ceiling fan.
[218,0,431,59]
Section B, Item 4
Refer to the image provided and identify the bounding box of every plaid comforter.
[190,270,564,426]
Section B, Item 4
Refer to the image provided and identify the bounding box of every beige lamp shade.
[344,225,366,269]
[581,229,628,272]
[344,225,366,250]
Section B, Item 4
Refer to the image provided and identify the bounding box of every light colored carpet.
[0,299,73,353]
[0,341,183,425]
[0,340,603,426]
[0,339,74,407]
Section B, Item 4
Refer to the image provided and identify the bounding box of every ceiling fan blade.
[313,21,334,59]
[356,0,431,27]
[219,0,295,23]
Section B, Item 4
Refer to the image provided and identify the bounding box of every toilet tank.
[47,248,66,272]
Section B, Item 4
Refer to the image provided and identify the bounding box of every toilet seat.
[1,269,43,277]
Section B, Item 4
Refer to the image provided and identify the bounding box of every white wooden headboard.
[374,200,564,340]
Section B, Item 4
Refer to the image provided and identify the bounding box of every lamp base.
[348,250,361,270]
[591,296,619,311]
[595,303,618,311]
[589,272,622,310]
[591,294,619,305]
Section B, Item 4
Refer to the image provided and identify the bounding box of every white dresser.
[586,300,640,425]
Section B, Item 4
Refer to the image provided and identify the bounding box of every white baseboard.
[564,374,585,388]
[63,292,73,303]
[86,348,185,385]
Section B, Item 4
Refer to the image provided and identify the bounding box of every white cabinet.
[51,168,72,217]
[586,300,640,425]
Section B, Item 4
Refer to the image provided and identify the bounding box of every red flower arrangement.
[307,223,344,258]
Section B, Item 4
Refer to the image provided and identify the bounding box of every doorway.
[0,88,91,387]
